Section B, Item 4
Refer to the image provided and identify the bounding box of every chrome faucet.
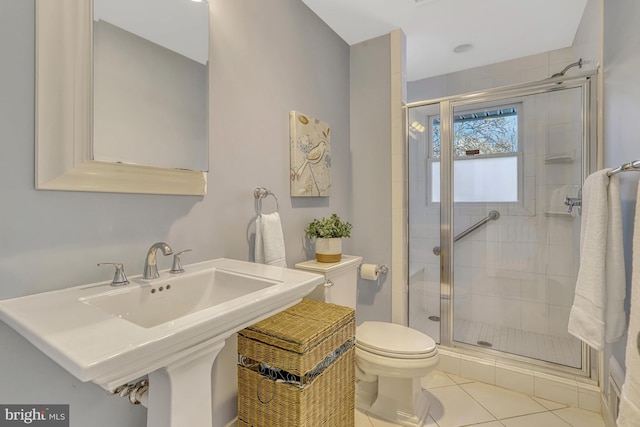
[143,242,173,279]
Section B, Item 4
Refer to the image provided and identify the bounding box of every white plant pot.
[315,238,342,263]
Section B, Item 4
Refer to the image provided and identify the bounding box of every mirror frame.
[35,0,207,196]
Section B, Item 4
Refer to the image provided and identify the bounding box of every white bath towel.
[617,182,640,427]
[568,169,626,351]
[254,212,287,268]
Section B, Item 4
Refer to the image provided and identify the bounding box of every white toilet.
[295,255,439,427]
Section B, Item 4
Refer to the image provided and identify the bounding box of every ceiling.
[300,0,589,82]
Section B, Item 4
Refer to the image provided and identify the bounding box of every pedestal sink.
[0,258,324,427]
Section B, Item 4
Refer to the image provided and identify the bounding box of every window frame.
[426,101,525,208]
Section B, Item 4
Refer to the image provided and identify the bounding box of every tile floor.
[355,371,606,427]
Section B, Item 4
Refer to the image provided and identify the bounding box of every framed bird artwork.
[289,111,332,197]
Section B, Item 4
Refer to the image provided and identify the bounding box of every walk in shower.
[407,71,597,376]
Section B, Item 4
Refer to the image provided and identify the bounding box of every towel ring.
[254,187,280,215]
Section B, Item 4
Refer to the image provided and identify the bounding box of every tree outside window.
[432,108,518,158]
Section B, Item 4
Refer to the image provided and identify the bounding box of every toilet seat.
[356,321,437,360]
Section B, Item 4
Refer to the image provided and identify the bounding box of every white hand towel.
[568,169,626,350]
[617,182,640,427]
[254,212,287,268]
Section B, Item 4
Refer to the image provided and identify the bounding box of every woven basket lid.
[242,298,354,354]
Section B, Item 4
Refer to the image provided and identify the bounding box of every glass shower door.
[408,78,592,371]
[449,88,584,368]
[408,102,441,344]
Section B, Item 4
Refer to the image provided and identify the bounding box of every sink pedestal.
[147,340,226,427]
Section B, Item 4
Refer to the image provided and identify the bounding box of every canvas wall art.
[290,111,331,197]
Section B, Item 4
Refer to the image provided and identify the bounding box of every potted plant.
[305,213,353,262]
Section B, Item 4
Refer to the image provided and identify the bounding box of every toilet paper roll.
[360,264,379,281]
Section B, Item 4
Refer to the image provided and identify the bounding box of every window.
[429,104,522,204]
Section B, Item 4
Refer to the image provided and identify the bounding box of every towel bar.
[607,160,640,176]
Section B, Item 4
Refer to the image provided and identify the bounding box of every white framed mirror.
[35,0,207,195]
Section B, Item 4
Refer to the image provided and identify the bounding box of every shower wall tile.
[438,349,462,376]
[578,382,602,412]
[469,76,495,92]
[494,71,524,88]
[521,275,547,303]
[496,363,535,395]
[460,355,496,385]
[521,300,550,334]
[525,153,536,177]
[549,47,578,72]
[549,305,572,338]
[517,52,551,72]
[548,244,575,277]
[468,64,495,81]
[547,275,576,307]
[548,218,576,246]
[496,297,522,329]
[548,123,577,156]
[495,276,523,298]
[447,70,471,95]
[534,372,579,407]
[471,294,500,325]
[523,65,550,82]
[548,91,579,124]
[470,241,489,268]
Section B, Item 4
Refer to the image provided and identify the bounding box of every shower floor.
[411,315,582,369]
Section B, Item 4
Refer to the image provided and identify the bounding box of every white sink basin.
[81,267,280,328]
[0,258,323,389]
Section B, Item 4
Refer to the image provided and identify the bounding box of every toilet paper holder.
[358,264,389,281]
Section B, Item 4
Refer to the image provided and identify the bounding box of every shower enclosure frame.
[406,70,599,380]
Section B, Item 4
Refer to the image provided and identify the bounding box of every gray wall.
[350,35,394,324]
[603,0,640,371]
[0,1,350,426]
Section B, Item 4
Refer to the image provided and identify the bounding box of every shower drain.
[428,316,441,322]
[477,340,493,348]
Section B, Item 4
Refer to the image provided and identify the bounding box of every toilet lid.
[356,321,437,359]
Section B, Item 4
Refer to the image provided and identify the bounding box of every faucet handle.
[98,263,129,286]
[169,249,192,274]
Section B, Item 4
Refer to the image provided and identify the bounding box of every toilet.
[295,255,439,427]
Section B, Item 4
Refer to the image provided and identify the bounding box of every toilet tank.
[295,255,362,309]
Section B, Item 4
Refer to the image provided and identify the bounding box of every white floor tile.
[530,396,567,410]
[427,385,497,427]
[461,382,547,419]
[552,407,605,427]
[500,411,571,427]
[422,370,456,389]
[355,409,374,427]
[445,372,474,385]
[424,415,438,426]
[466,422,506,427]
[367,415,398,427]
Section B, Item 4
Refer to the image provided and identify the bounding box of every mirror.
[35,0,208,195]
[93,0,208,171]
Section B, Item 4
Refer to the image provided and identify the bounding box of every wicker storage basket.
[237,298,355,427]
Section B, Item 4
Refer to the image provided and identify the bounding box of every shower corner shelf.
[544,152,575,164]
[544,209,576,217]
